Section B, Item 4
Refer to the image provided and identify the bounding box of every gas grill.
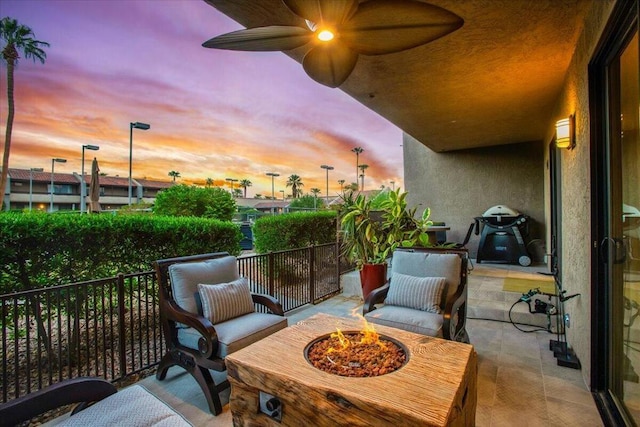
[475,205,531,266]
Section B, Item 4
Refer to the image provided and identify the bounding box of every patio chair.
[362,247,470,343]
[154,252,288,415]
[0,377,190,426]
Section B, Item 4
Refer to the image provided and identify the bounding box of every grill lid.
[623,203,640,219]
[482,205,520,218]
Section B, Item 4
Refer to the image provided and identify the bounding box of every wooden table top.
[226,313,476,426]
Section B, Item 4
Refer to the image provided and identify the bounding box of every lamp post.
[29,167,43,211]
[81,144,99,213]
[351,147,363,190]
[50,158,66,212]
[390,180,395,191]
[279,190,285,201]
[129,122,150,205]
[226,178,239,196]
[320,164,334,204]
[266,172,279,214]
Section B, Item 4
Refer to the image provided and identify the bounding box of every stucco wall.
[403,0,615,388]
[548,0,615,386]
[403,136,545,259]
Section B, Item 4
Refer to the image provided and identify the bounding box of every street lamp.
[279,190,285,201]
[29,167,43,211]
[266,172,279,214]
[50,158,67,212]
[320,164,334,204]
[81,144,99,213]
[351,147,363,190]
[390,180,395,191]
[129,122,150,205]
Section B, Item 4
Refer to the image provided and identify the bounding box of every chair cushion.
[198,278,254,324]
[168,256,239,314]
[177,312,288,358]
[391,251,462,302]
[386,273,446,313]
[56,384,191,426]
[364,305,443,338]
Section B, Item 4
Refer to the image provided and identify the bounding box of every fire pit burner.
[304,330,408,377]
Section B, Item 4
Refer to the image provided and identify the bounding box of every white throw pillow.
[198,277,254,324]
[386,273,446,314]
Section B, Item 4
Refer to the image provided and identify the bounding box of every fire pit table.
[226,313,477,426]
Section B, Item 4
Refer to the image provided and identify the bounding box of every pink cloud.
[0,0,403,197]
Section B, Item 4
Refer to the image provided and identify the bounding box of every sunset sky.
[0,0,403,198]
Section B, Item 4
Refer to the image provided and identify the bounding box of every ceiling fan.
[203,0,464,88]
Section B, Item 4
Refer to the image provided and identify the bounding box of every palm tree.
[168,170,181,182]
[205,177,213,188]
[286,174,304,198]
[359,164,369,191]
[0,17,49,210]
[239,179,252,198]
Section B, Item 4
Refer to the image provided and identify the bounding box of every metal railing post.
[268,252,275,296]
[310,245,316,304]
[336,237,341,283]
[117,273,127,379]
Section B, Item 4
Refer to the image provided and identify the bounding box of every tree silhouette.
[0,17,49,209]
[239,179,252,198]
[286,174,304,198]
[358,164,369,191]
[168,170,181,182]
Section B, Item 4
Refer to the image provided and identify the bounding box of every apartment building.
[3,168,173,212]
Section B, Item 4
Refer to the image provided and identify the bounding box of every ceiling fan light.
[317,29,334,42]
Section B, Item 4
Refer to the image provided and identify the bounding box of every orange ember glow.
[326,315,385,354]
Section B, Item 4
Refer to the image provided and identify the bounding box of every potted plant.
[340,192,396,299]
[340,189,442,299]
[382,189,434,248]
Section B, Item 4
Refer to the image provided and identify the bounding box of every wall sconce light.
[556,114,575,150]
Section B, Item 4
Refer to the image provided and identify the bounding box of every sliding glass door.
[592,2,640,424]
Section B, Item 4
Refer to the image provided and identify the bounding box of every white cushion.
[391,251,462,301]
[198,277,254,324]
[177,312,288,357]
[365,305,443,337]
[168,256,239,315]
[56,385,191,426]
[386,273,446,314]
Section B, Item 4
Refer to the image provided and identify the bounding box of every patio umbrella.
[89,157,101,213]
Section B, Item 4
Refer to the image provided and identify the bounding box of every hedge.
[252,211,337,253]
[0,213,242,293]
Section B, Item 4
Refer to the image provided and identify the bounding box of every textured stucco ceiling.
[204,0,594,152]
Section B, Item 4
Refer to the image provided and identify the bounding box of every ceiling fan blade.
[203,26,313,51]
[340,0,464,55]
[283,0,358,27]
[302,41,358,88]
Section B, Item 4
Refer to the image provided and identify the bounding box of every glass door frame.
[590,1,638,424]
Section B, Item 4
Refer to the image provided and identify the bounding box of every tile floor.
[133,264,603,426]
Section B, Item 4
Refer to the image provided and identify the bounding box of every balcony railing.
[0,244,341,404]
